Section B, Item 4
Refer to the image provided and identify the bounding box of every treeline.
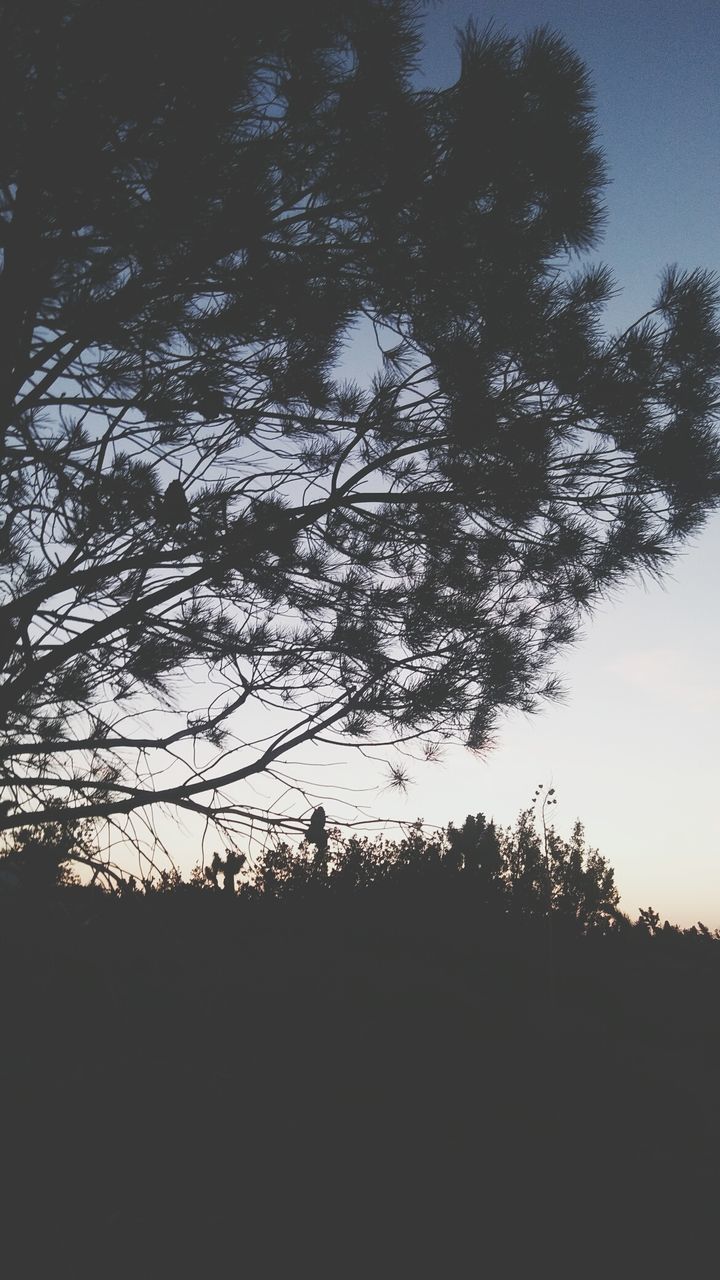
[2,800,719,1263]
[1,800,716,943]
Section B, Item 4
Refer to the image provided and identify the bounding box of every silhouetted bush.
[0,815,90,892]
[247,806,623,937]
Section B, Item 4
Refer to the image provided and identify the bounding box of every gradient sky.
[374,0,720,928]
[165,2,719,928]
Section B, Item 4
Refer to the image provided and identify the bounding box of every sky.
[374,0,720,928]
[157,1,720,928]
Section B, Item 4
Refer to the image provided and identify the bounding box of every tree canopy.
[2,0,720,859]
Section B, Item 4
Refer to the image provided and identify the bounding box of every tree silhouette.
[447,812,502,884]
[638,905,662,937]
[2,2,720,860]
[0,809,94,891]
[500,808,620,931]
[204,847,246,893]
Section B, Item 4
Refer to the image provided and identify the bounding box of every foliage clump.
[0,814,91,891]
[250,805,622,935]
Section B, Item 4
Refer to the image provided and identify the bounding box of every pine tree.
[1,2,719,855]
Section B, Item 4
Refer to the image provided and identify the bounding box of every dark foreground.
[2,887,719,1272]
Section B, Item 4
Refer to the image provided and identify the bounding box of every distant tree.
[253,838,323,898]
[147,865,184,893]
[446,813,502,887]
[204,848,246,893]
[330,833,394,893]
[0,812,94,891]
[392,822,446,879]
[500,808,620,930]
[637,906,661,937]
[546,819,620,932]
[2,2,720,862]
[501,807,547,915]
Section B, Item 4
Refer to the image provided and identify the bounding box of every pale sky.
[377,0,720,928]
[154,1,720,929]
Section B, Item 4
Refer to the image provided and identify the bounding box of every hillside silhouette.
[2,809,719,1269]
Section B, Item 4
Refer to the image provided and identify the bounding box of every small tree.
[253,839,325,899]
[446,813,502,888]
[501,807,619,931]
[0,814,92,891]
[501,807,545,916]
[204,849,246,894]
[638,906,661,937]
[548,820,620,933]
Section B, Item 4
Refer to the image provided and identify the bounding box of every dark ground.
[1,887,718,1273]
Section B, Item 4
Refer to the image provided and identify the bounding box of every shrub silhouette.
[638,905,662,936]
[249,806,622,935]
[0,816,90,892]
